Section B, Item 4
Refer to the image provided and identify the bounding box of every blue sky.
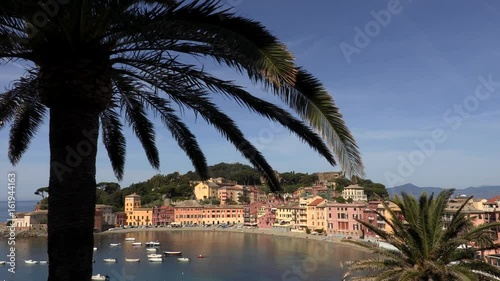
[2,0,500,200]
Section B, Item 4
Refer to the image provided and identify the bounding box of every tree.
[342,189,500,281]
[0,1,363,280]
[34,186,49,199]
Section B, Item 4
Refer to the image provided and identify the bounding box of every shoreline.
[97,227,371,252]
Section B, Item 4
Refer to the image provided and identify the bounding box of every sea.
[0,201,39,222]
[0,230,372,281]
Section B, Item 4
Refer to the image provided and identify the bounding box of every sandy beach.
[97,226,371,252]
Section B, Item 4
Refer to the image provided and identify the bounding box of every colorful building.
[307,198,327,231]
[326,202,366,237]
[124,193,153,226]
[152,205,175,226]
[244,201,264,226]
[194,181,220,200]
[341,184,368,202]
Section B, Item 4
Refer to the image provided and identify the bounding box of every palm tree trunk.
[47,108,99,281]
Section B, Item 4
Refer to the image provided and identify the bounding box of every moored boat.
[144,241,160,247]
[125,258,140,262]
[91,274,109,281]
[110,243,121,247]
[125,237,136,241]
[147,254,162,258]
[197,254,205,258]
[132,242,142,246]
[39,260,48,264]
[177,257,191,262]
[164,251,182,256]
[148,257,163,262]
[0,261,6,265]
[103,258,118,263]
[24,260,38,264]
[93,247,98,251]
[146,248,157,252]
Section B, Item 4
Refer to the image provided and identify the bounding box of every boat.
[144,241,160,247]
[164,251,182,256]
[146,248,157,252]
[125,258,140,262]
[0,261,6,265]
[93,247,98,251]
[147,254,162,258]
[132,242,142,246]
[197,255,205,259]
[39,260,48,264]
[91,274,109,281]
[125,237,136,241]
[24,260,38,264]
[177,257,191,262]
[148,257,163,262]
[103,258,118,263]
[110,243,121,247]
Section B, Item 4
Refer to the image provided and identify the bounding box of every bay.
[0,230,372,281]
[0,201,39,223]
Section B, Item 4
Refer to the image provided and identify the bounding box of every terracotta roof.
[95,204,113,208]
[308,198,325,207]
[174,200,203,208]
[488,195,500,203]
[125,193,141,198]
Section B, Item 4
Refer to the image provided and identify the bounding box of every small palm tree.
[0,1,363,280]
[342,189,500,281]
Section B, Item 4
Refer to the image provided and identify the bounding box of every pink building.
[326,202,366,237]
[362,201,383,238]
[174,200,204,225]
[152,205,175,226]
[257,196,285,228]
[244,201,264,226]
[114,212,127,227]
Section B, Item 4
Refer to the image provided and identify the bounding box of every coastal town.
[7,171,500,268]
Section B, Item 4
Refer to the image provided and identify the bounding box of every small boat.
[132,242,142,246]
[125,237,136,241]
[125,258,140,262]
[145,241,160,247]
[93,247,98,251]
[103,258,117,263]
[0,261,6,265]
[164,251,182,256]
[177,257,191,262]
[24,260,38,264]
[146,248,157,252]
[148,257,163,262]
[91,274,109,281]
[197,255,205,259]
[147,254,162,258]
[110,243,121,247]
[39,260,48,264]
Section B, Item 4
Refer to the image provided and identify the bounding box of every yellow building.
[125,193,153,226]
[194,181,219,200]
[275,203,300,228]
[307,197,327,231]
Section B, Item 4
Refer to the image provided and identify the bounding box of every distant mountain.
[387,184,443,197]
[387,184,500,200]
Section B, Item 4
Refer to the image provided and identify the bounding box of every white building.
[341,184,368,202]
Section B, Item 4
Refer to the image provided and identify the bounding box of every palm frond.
[100,105,126,180]
[113,78,160,169]
[8,94,46,164]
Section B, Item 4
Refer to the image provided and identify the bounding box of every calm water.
[0,231,372,281]
[0,201,39,222]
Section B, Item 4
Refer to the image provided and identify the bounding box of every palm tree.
[342,189,500,281]
[0,1,363,280]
